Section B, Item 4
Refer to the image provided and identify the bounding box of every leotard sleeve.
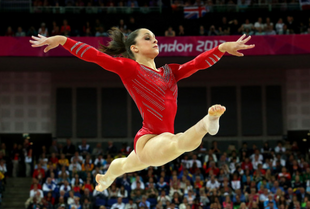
[169,46,225,82]
[62,38,137,77]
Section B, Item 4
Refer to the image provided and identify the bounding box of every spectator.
[178,25,185,36]
[92,143,104,156]
[106,141,117,154]
[264,194,278,209]
[70,196,81,209]
[42,177,57,196]
[5,26,14,36]
[27,26,37,36]
[218,16,230,35]
[118,185,129,198]
[30,183,44,198]
[223,195,233,209]
[139,195,151,209]
[127,17,138,32]
[208,25,219,36]
[38,22,49,36]
[157,190,171,208]
[199,25,207,36]
[33,163,45,181]
[63,139,76,158]
[165,26,176,37]
[206,175,220,190]
[61,19,71,36]
[51,21,61,36]
[125,199,138,209]
[254,17,266,32]
[59,180,71,195]
[78,139,91,156]
[15,26,26,37]
[69,158,82,172]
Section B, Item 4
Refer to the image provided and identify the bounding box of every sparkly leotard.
[63,38,224,152]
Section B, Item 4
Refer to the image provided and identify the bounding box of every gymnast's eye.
[145,37,150,40]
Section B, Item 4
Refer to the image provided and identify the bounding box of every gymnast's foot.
[95,174,115,191]
[204,104,226,135]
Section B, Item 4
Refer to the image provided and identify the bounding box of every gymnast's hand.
[30,34,67,53]
[218,34,255,57]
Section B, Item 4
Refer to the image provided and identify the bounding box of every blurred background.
[0,1,310,209]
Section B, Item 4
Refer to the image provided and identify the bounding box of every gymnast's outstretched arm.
[170,34,255,81]
[29,35,137,76]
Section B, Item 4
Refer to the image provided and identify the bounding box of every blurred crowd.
[0,136,306,209]
[3,15,310,38]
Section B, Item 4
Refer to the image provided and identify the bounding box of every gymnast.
[30,28,254,191]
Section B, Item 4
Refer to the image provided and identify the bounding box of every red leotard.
[63,38,225,152]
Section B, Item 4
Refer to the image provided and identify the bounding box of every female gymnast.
[30,28,254,191]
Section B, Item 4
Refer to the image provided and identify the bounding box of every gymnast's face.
[131,28,159,59]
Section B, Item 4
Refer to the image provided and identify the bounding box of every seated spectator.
[27,26,37,36]
[206,175,220,191]
[44,191,55,205]
[5,26,14,36]
[59,154,70,168]
[274,141,286,154]
[94,154,106,168]
[38,22,49,37]
[178,25,185,36]
[171,191,182,206]
[254,17,266,32]
[109,184,120,199]
[118,185,129,198]
[208,25,219,36]
[69,196,81,209]
[49,152,59,166]
[80,188,92,204]
[63,139,76,158]
[15,26,26,37]
[42,177,57,196]
[132,179,145,190]
[278,167,291,180]
[92,143,104,156]
[69,158,82,172]
[264,194,278,209]
[185,189,196,205]
[107,141,118,154]
[61,19,71,36]
[33,163,46,180]
[125,199,138,209]
[165,26,176,37]
[231,173,241,191]
[199,25,207,36]
[82,155,94,171]
[51,21,61,36]
[111,197,125,209]
[71,151,83,164]
[25,196,43,209]
[218,16,230,35]
[131,188,144,204]
[220,180,233,196]
[78,139,91,156]
[30,183,44,198]
[139,195,151,209]
[82,178,94,193]
[157,190,171,208]
[59,180,71,195]
[222,195,233,209]
[55,198,67,209]
[169,183,183,198]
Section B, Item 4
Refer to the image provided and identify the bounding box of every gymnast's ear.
[130,45,138,53]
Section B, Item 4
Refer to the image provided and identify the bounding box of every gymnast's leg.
[95,150,148,191]
[96,104,225,191]
[136,104,226,167]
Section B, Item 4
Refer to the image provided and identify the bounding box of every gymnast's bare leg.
[95,104,225,191]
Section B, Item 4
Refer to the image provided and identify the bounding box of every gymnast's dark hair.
[99,27,140,60]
